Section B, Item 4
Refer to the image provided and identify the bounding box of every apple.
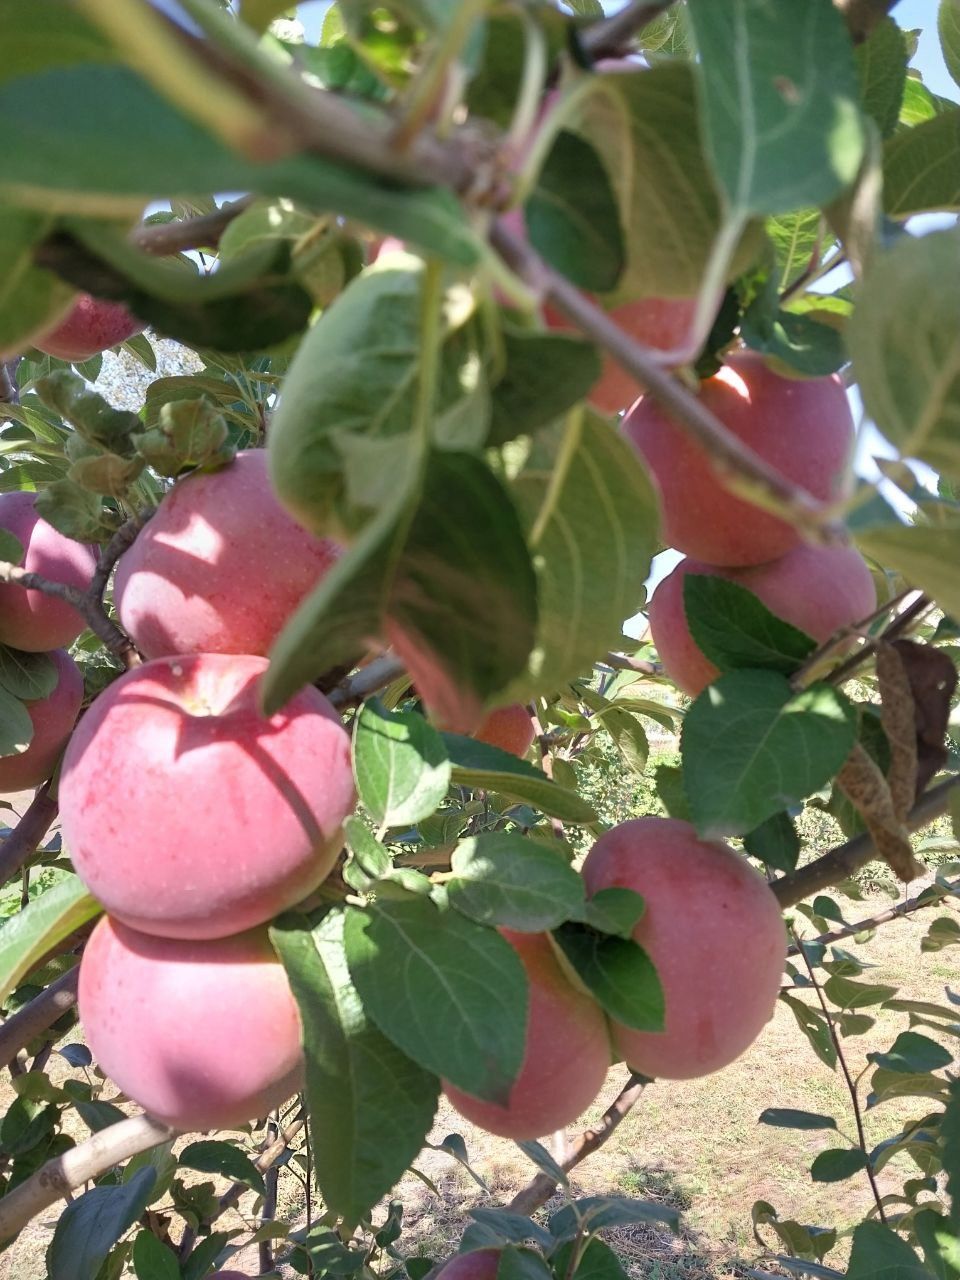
[649,543,878,697]
[0,492,97,652]
[582,818,787,1079]
[59,653,355,940]
[0,649,83,794]
[114,450,341,660]
[430,1252,501,1280]
[442,929,610,1139]
[622,353,854,567]
[32,294,145,364]
[543,296,700,417]
[79,917,304,1131]
[474,704,536,759]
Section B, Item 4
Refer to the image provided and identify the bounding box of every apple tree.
[0,0,959,1277]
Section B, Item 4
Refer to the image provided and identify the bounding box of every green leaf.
[386,452,538,730]
[653,762,691,822]
[525,130,625,293]
[0,206,75,358]
[683,575,817,675]
[849,227,960,482]
[575,887,646,939]
[272,911,439,1224]
[343,892,527,1102]
[34,479,119,543]
[0,528,24,564]
[681,671,858,838]
[488,328,602,447]
[552,1238,628,1280]
[353,700,451,828]
[443,733,596,824]
[923,917,960,953]
[855,18,909,138]
[568,64,761,299]
[884,108,960,217]
[810,1147,869,1183]
[868,1068,951,1107]
[178,1140,265,1196]
[781,993,838,1070]
[942,0,960,90]
[0,685,33,758]
[870,1031,954,1073]
[744,812,801,873]
[915,1207,960,1280]
[824,975,898,1009]
[47,1167,156,1280]
[857,511,960,623]
[503,411,658,701]
[0,877,100,1004]
[759,1108,838,1130]
[446,833,585,932]
[945,1079,960,1229]
[740,303,847,377]
[686,0,866,216]
[181,1233,237,1280]
[515,1139,569,1188]
[548,1195,680,1240]
[132,1230,180,1280]
[550,925,664,1032]
[848,1221,932,1278]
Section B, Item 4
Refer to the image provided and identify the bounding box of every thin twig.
[130,199,254,255]
[0,560,136,664]
[88,510,151,604]
[603,652,661,676]
[0,968,79,1071]
[793,927,887,1223]
[490,221,849,549]
[0,1113,177,1242]
[506,1074,647,1215]
[789,588,919,689]
[788,876,960,955]
[773,775,960,909]
[327,655,408,710]
[259,1113,280,1275]
[579,2,674,56]
[0,359,21,407]
[0,786,58,887]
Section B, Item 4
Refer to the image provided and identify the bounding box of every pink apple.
[0,492,97,652]
[33,294,145,363]
[114,451,341,659]
[0,649,83,793]
[582,818,787,1079]
[443,930,610,1139]
[473,704,536,759]
[59,653,355,940]
[649,543,878,697]
[623,353,854,566]
[79,917,304,1131]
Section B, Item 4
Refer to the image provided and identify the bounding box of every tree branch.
[0,967,79,1071]
[773,774,960,909]
[0,1112,176,1242]
[130,199,254,255]
[327,654,408,710]
[0,560,137,665]
[603,651,661,676]
[490,221,848,549]
[0,359,21,407]
[505,1074,648,1215]
[0,786,58,887]
[789,874,960,955]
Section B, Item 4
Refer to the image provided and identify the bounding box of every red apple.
[0,492,97,652]
[582,818,787,1079]
[59,653,355,940]
[0,649,83,794]
[79,917,304,1131]
[442,930,610,1139]
[649,543,878,697]
[114,451,341,660]
[622,353,854,567]
[32,294,145,363]
[474,704,536,759]
[430,1252,501,1280]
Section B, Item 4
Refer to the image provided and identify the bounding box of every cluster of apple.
[622,352,878,694]
[40,450,359,1131]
